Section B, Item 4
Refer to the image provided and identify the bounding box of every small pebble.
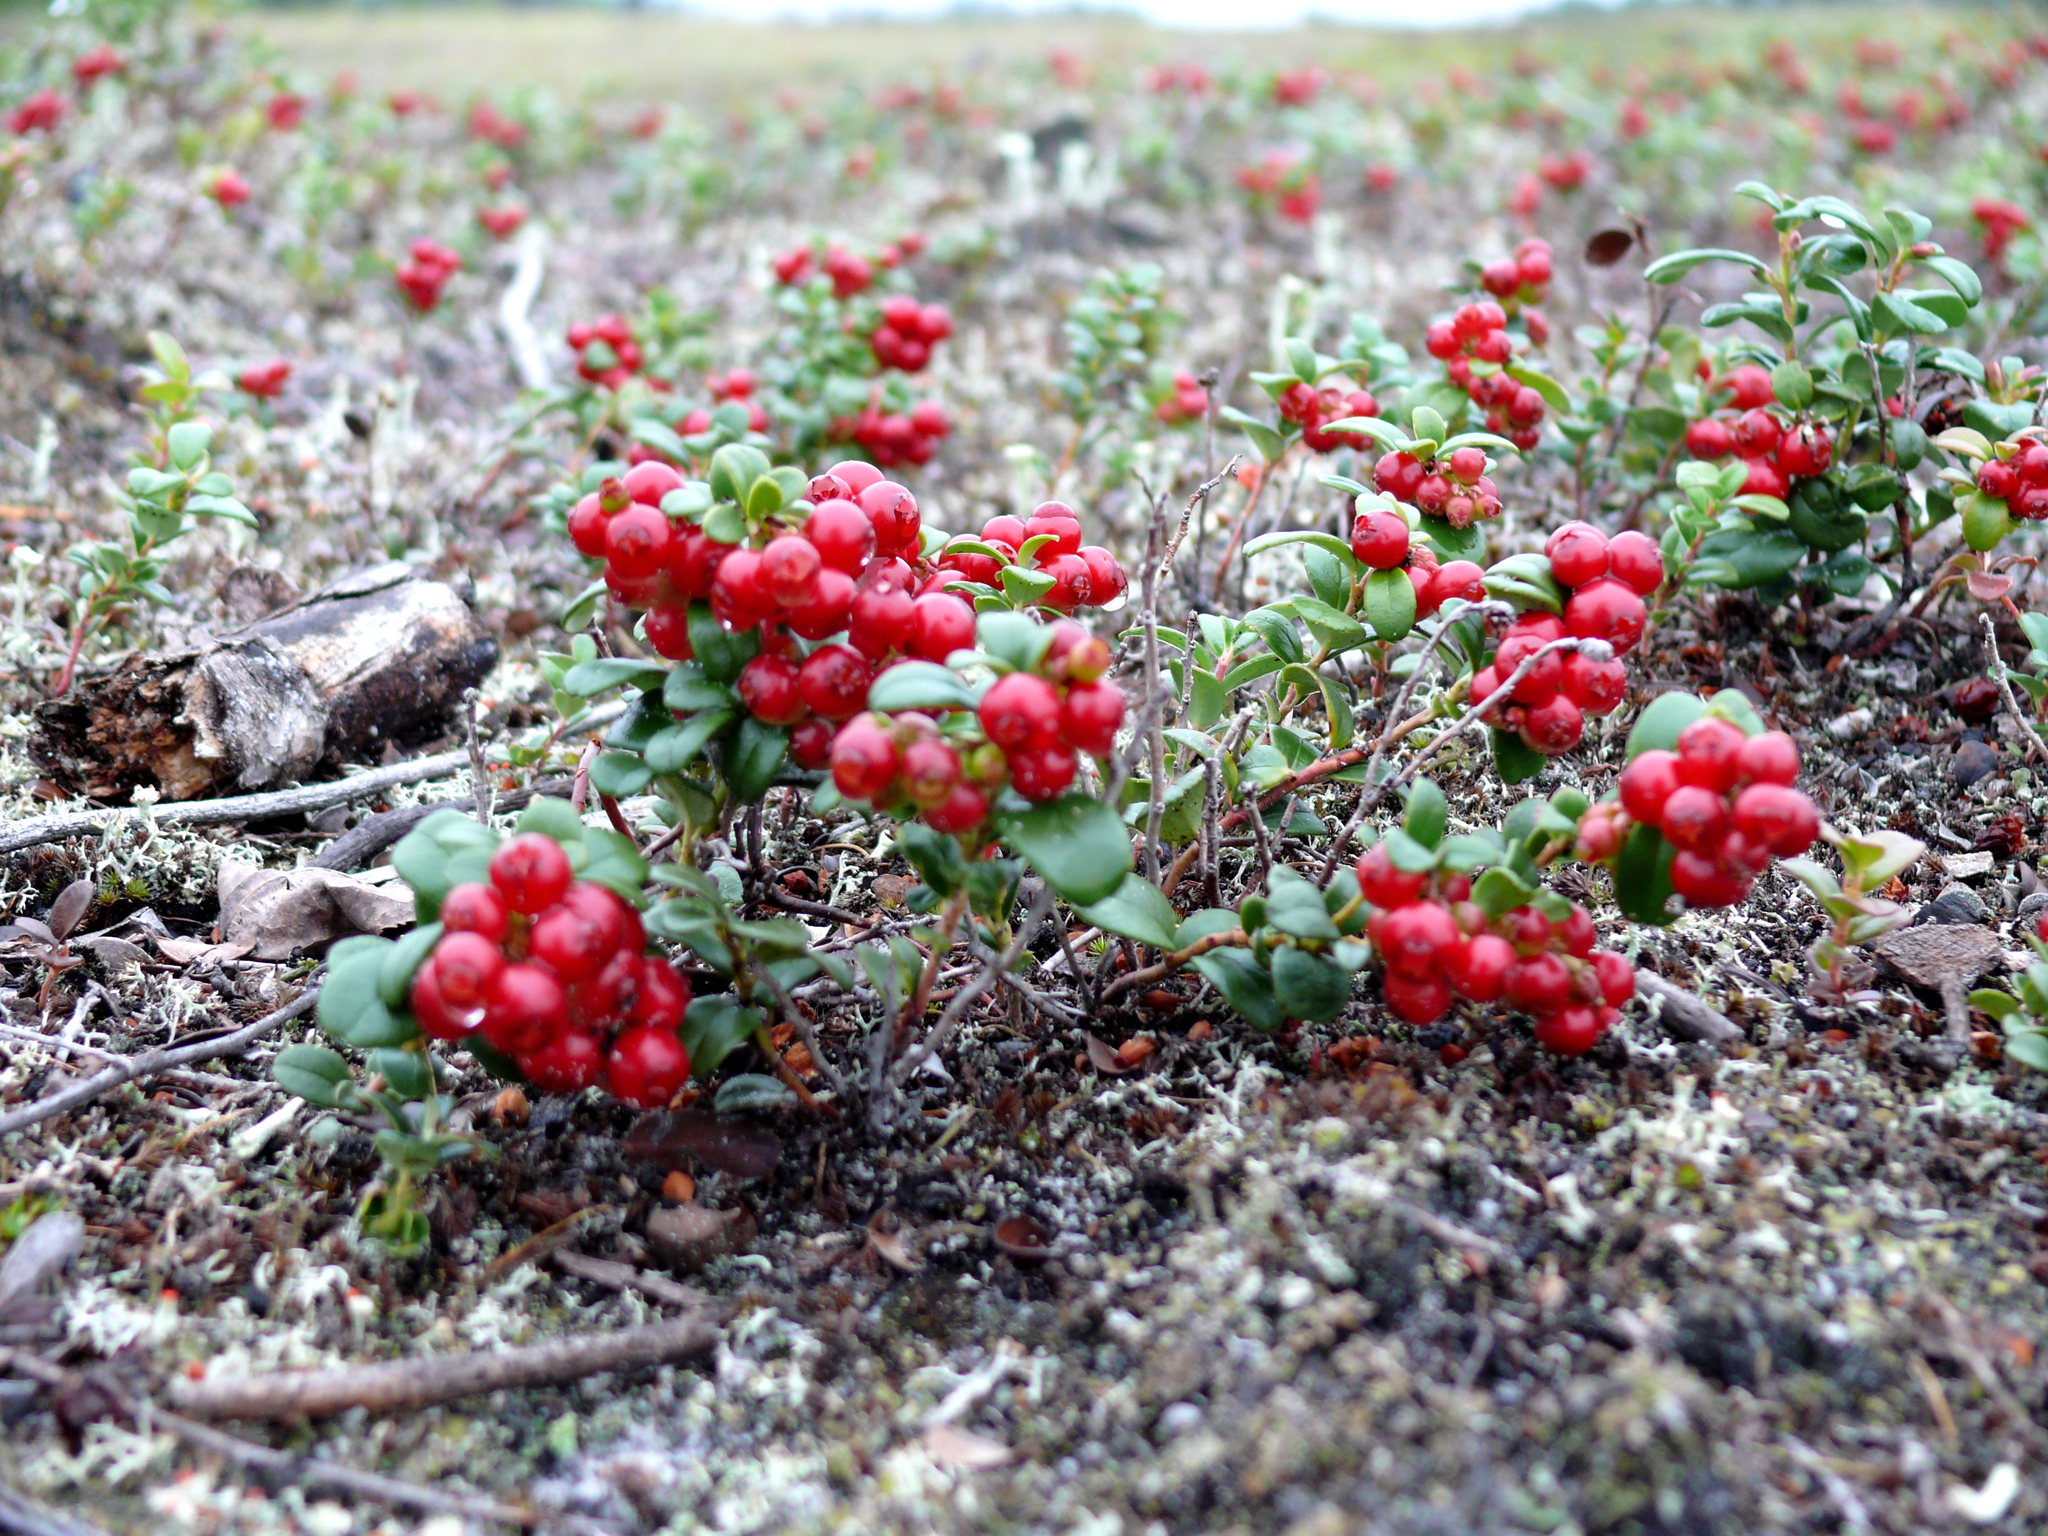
[1918,886,1987,927]
[1157,1402,1204,1438]
[1827,708,1873,741]
[1952,739,2001,788]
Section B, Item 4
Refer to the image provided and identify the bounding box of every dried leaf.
[866,1212,924,1273]
[622,1109,782,1179]
[46,880,95,942]
[645,1205,754,1274]
[1965,569,2014,603]
[1585,228,1635,267]
[922,1424,1014,1469]
[1085,1033,1135,1075]
[217,863,414,959]
[0,1212,83,1322]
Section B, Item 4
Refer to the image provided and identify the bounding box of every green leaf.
[589,751,655,797]
[1284,336,1318,382]
[1970,989,2020,1020]
[679,995,760,1078]
[1644,247,1771,283]
[994,795,1133,905]
[1317,673,1354,749]
[1322,415,1409,453]
[897,822,967,897]
[1503,363,1571,414]
[1424,518,1484,563]
[663,664,739,715]
[1076,872,1181,951]
[392,811,499,919]
[1919,254,1982,307]
[317,938,419,1049]
[1243,530,1363,571]
[1614,823,1676,925]
[866,661,979,712]
[1687,523,1809,588]
[1701,298,1795,343]
[722,717,789,802]
[686,602,759,684]
[645,708,736,774]
[999,564,1058,605]
[517,798,587,844]
[979,611,1057,674]
[1472,865,1535,918]
[367,1047,435,1100]
[1289,595,1368,653]
[1490,728,1547,785]
[1403,779,1448,849]
[1303,546,1351,610]
[377,923,442,1010]
[561,657,668,697]
[1625,692,1706,758]
[1264,867,1340,941]
[1220,407,1284,463]
[2006,1030,2048,1073]
[166,420,211,471]
[715,1074,797,1114]
[1769,360,1813,411]
[1482,552,1565,614]
[1189,945,1283,1030]
[273,1044,361,1109]
[578,827,650,899]
[1271,946,1352,1022]
[1361,567,1417,641]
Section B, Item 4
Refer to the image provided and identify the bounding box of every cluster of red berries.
[668,371,771,438]
[1468,524,1661,756]
[1271,67,1325,107]
[208,168,251,208]
[1587,720,1819,907]
[1278,378,1379,453]
[1683,369,1834,498]
[73,46,123,85]
[1478,237,1553,307]
[7,88,64,136]
[931,502,1130,613]
[831,623,1125,824]
[869,294,953,374]
[467,100,528,150]
[827,398,952,469]
[395,239,461,313]
[1357,847,1635,1055]
[1371,443,1505,530]
[1973,198,2031,263]
[266,92,306,132]
[1423,301,1548,452]
[1972,441,2048,520]
[1537,150,1591,191]
[567,314,645,390]
[409,835,693,1108]
[236,359,291,399]
[1342,506,1487,618]
[1154,370,1211,425]
[478,205,527,240]
[1236,151,1321,223]
[772,234,925,297]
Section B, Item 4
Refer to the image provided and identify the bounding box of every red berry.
[1505,953,1571,1014]
[1675,716,1748,793]
[440,882,510,942]
[797,645,872,721]
[1450,932,1516,1002]
[828,460,884,494]
[711,548,776,630]
[1428,561,1488,612]
[526,902,612,985]
[848,577,916,660]
[567,494,610,558]
[1777,421,1832,478]
[1561,651,1627,714]
[1593,951,1635,1006]
[1732,408,1782,458]
[1008,744,1078,800]
[909,593,976,663]
[790,717,837,769]
[1978,459,2020,500]
[644,604,694,660]
[1684,418,1733,459]
[760,535,823,608]
[1659,783,1731,854]
[1562,577,1646,654]
[1532,1005,1603,1055]
[1060,679,1125,756]
[1604,530,1664,596]
[980,672,1061,752]
[490,834,573,915]
[1078,547,1128,607]
[522,1031,604,1095]
[430,932,503,1010]
[1383,970,1451,1025]
[1446,446,1487,484]
[1520,694,1585,755]
[900,738,963,808]
[604,1023,691,1109]
[981,515,1028,551]
[1618,749,1682,823]
[923,781,990,834]
[630,960,691,1031]
[1544,522,1609,588]
[622,460,683,506]
[1740,457,1791,500]
[1378,901,1460,980]
[481,962,570,1055]
[604,505,674,583]
[1356,842,1426,909]
[1040,553,1094,610]
[859,481,921,556]
[786,568,856,640]
[1733,729,1800,787]
[736,655,805,726]
[1558,905,1596,957]
[1351,509,1411,570]
[1731,783,1819,857]
[1669,850,1751,908]
[1374,451,1427,501]
[805,498,876,574]
[830,715,900,801]
[411,960,480,1041]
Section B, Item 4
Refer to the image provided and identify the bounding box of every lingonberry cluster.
[236,359,292,399]
[1469,524,1662,756]
[1974,198,2031,262]
[828,397,951,469]
[409,834,693,1108]
[1154,370,1211,425]
[1371,442,1505,530]
[72,45,124,84]
[1423,301,1548,451]
[7,88,65,136]
[1596,720,1820,907]
[869,293,954,374]
[1477,237,1553,309]
[930,502,1130,613]
[665,371,769,440]
[1356,847,1636,1055]
[478,204,527,240]
[1236,151,1321,223]
[395,239,461,313]
[1682,364,1834,498]
[567,314,645,390]
[1971,439,2048,521]
[830,621,1125,825]
[1279,377,1379,453]
[1348,498,1488,619]
[773,233,925,297]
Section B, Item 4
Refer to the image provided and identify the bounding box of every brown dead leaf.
[1084,1033,1133,1075]
[871,874,917,908]
[47,880,95,942]
[1117,1036,1157,1068]
[866,1211,924,1273]
[1584,228,1635,266]
[217,863,413,959]
[622,1108,783,1179]
[154,935,257,967]
[922,1425,1014,1469]
[1965,569,2014,603]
